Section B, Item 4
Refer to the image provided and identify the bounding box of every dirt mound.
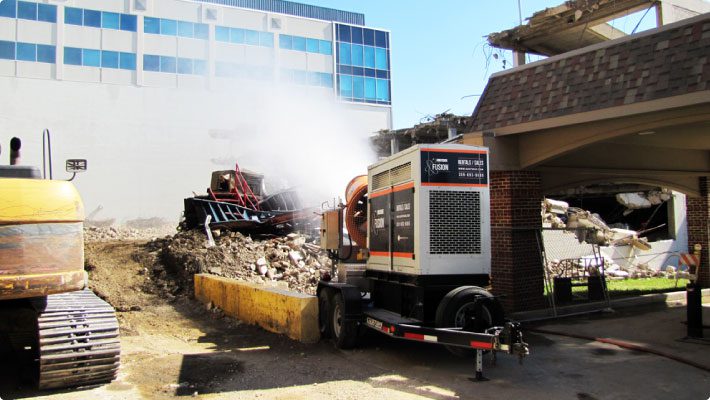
[85,225,176,242]
[156,229,333,296]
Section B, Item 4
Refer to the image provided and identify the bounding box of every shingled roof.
[468,14,710,133]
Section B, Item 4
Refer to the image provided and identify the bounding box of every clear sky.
[305,0,659,129]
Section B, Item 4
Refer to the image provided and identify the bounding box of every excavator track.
[30,290,120,390]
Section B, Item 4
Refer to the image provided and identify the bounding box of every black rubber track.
[30,290,120,390]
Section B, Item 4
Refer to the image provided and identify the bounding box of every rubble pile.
[156,229,333,295]
[84,225,176,242]
[547,256,692,280]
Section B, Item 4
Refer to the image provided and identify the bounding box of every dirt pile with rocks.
[152,229,333,296]
[85,225,176,242]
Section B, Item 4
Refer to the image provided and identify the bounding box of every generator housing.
[364,144,491,322]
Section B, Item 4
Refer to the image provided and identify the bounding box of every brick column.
[489,171,546,312]
[686,177,709,287]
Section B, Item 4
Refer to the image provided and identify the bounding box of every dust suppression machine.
[318,143,528,380]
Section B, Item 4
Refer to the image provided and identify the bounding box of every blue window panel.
[339,75,352,98]
[351,44,363,67]
[36,44,55,63]
[308,71,320,86]
[144,17,160,34]
[375,47,388,70]
[177,58,192,74]
[215,61,231,77]
[293,70,307,85]
[351,66,364,76]
[306,38,319,53]
[337,24,350,42]
[17,1,36,20]
[37,4,56,23]
[244,30,259,46]
[376,79,389,101]
[119,52,136,70]
[279,34,292,50]
[319,40,332,56]
[363,29,375,46]
[338,42,351,65]
[120,14,136,32]
[0,41,14,60]
[292,36,306,51]
[194,59,207,75]
[101,50,118,68]
[178,21,193,38]
[63,47,82,65]
[215,62,226,77]
[82,49,100,66]
[160,19,177,36]
[215,26,229,42]
[194,23,208,40]
[376,69,388,79]
[142,55,158,71]
[0,0,17,18]
[352,76,364,99]
[351,27,363,44]
[364,77,376,100]
[102,12,119,30]
[279,69,291,83]
[83,9,101,28]
[160,56,176,73]
[338,65,352,75]
[320,73,333,88]
[375,30,387,48]
[16,42,35,61]
[259,32,273,47]
[230,28,244,43]
[64,7,82,25]
[364,68,376,78]
[364,46,375,69]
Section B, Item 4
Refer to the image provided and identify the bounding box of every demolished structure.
[182,162,317,235]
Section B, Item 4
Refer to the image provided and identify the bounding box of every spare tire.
[435,286,505,356]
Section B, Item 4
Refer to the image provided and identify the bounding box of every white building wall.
[0,0,391,223]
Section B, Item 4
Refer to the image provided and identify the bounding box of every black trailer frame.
[318,281,529,380]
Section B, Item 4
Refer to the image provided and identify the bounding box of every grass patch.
[605,277,690,298]
[547,277,690,301]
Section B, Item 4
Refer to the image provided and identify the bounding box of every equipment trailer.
[317,144,528,380]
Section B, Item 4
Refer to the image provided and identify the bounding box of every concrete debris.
[547,256,688,280]
[616,190,671,210]
[156,229,332,296]
[542,199,651,249]
[84,225,176,242]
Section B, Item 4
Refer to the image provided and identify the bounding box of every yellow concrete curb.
[194,274,320,343]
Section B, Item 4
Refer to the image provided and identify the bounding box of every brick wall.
[489,170,546,312]
[686,176,709,287]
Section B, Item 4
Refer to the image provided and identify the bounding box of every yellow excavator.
[0,135,120,389]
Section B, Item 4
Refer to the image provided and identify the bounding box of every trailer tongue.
[317,144,529,380]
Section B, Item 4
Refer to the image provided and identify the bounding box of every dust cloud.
[0,75,381,222]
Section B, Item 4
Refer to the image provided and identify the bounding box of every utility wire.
[631,1,658,34]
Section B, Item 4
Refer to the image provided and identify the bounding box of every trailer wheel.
[318,289,332,339]
[330,294,358,349]
[435,286,505,357]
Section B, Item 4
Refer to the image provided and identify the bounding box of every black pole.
[686,282,703,338]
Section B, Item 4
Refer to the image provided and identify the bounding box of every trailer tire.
[435,286,504,357]
[318,289,332,339]
[330,293,358,349]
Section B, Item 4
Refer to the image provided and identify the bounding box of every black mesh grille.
[429,190,481,254]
